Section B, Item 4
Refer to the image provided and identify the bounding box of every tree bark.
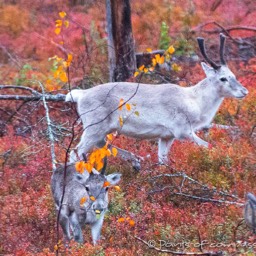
[106,0,136,82]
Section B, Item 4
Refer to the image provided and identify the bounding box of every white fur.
[66,62,248,164]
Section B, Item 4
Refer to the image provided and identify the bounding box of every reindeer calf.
[51,163,121,244]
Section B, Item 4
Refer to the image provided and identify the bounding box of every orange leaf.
[159,56,165,65]
[90,196,96,201]
[117,217,125,223]
[134,71,139,77]
[84,162,93,173]
[80,197,87,205]
[146,48,152,53]
[129,219,135,227]
[138,65,145,71]
[107,134,113,141]
[64,20,69,28]
[167,45,175,54]
[54,27,61,35]
[125,103,131,111]
[112,148,118,157]
[103,181,110,187]
[55,19,62,27]
[59,72,68,82]
[75,161,85,174]
[114,185,121,192]
[119,116,123,127]
[59,11,66,18]
[118,98,124,111]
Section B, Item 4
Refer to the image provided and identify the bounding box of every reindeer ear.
[201,62,216,77]
[106,173,122,185]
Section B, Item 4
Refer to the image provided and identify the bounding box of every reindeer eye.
[105,187,109,191]
[220,77,227,82]
[85,186,90,192]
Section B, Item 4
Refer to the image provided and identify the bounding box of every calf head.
[84,172,121,218]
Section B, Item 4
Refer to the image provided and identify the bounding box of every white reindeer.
[66,34,248,164]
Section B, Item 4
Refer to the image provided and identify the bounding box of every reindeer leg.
[109,145,143,171]
[158,137,174,164]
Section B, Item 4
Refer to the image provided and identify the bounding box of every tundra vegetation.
[0,0,256,255]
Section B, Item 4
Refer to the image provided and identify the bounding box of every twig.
[38,81,56,171]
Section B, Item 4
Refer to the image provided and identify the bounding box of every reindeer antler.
[219,33,226,65]
[197,37,221,70]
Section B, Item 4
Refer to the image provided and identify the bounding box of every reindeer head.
[84,160,121,217]
[197,34,248,99]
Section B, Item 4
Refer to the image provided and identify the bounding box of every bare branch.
[38,82,57,171]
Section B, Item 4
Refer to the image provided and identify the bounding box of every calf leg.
[90,214,104,245]
[59,206,72,241]
[70,212,84,243]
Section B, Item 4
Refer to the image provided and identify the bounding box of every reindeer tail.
[65,89,82,103]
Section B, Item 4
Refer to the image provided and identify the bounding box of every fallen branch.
[135,236,223,255]
[0,85,65,101]
[38,82,57,171]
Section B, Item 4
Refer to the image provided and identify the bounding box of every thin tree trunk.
[106,0,136,82]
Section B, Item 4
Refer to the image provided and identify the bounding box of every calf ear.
[106,173,122,185]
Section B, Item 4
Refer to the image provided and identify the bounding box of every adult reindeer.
[66,34,248,164]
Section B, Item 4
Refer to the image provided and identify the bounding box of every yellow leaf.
[67,53,72,62]
[152,58,157,66]
[112,147,118,157]
[143,68,148,73]
[167,45,175,54]
[117,217,125,223]
[95,160,104,171]
[138,65,145,71]
[134,71,139,77]
[54,245,58,251]
[134,111,140,116]
[90,196,96,201]
[59,11,66,18]
[54,27,61,35]
[126,103,131,111]
[55,19,62,27]
[64,20,69,28]
[146,48,152,53]
[59,41,64,45]
[129,219,135,227]
[159,55,165,65]
[103,181,111,187]
[107,134,113,141]
[149,67,155,72]
[172,63,182,72]
[118,98,124,111]
[119,116,123,127]
[59,72,68,82]
[114,185,121,192]
[80,197,87,205]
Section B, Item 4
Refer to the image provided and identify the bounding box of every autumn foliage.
[0,0,256,255]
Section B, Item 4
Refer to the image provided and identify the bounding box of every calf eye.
[220,77,228,82]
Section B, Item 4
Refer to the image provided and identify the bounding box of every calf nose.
[92,202,104,212]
